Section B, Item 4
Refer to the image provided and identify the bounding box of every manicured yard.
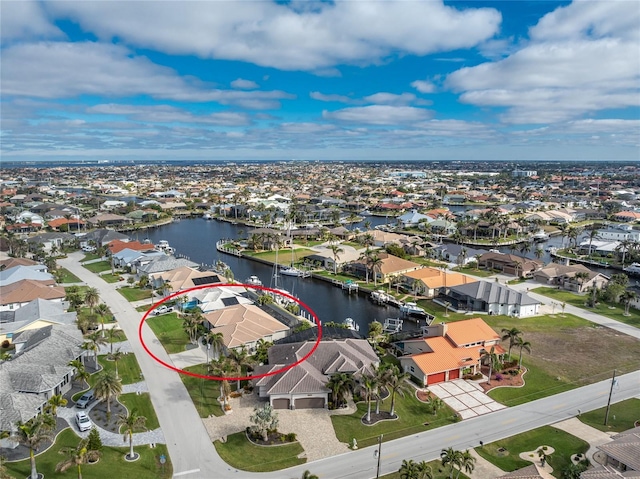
[145,313,190,354]
[451,265,495,278]
[101,273,125,283]
[533,286,640,328]
[56,267,81,283]
[106,329,127,343]
[579,398,640,433]
[5,428,172,479]
[119,287,154,302]
[119,393,161,431]
[381,459,470,479]
[98,353,142,385]
[247,248,314,265]
[331,390,458,449]
[474,425,589,478]
[213,432,305,472]
[83,261,113,273]
[82,253,102,262]
[179,364,224,417]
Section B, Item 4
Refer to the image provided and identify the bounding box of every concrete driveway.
[428,379,506,419]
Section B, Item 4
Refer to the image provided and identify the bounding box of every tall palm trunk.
[30,449,38,479]
[129,431,134,459]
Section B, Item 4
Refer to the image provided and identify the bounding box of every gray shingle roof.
[137,255,199,274]
[448,281,540,306]
[598,429,640,472]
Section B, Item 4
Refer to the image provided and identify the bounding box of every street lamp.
[374,434,383,478]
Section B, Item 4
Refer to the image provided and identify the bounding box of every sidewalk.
[552,417,614,462]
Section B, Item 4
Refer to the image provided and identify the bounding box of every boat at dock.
[245,275,263,286]
[280,266,304,277]
[400,302,427,317]
[371,289,393,303]
[532,230,550,242]
[344,317,360,332]
[624,263,640,275]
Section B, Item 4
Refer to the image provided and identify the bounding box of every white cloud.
[411,80,436,94]
[363,92,416,106]
[323,105,433,125]
[446,2,640,124]
[45,1,501,70]
[87,104,251,126]
[1,42,294,109]
[310,91,352,103]
[231,78,259,90]
[1,0,64,41]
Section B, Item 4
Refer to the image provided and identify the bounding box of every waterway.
[139,217,418,333]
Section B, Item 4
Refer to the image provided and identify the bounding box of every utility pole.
[376,434,383,478]
[604,369,617,426]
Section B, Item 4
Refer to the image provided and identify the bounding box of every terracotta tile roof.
[107,239,156,254]
[445,317,500,347]
[0,279,65,306]
[410,336,479,375]
[203,304,288,349]
[404,267,477,289]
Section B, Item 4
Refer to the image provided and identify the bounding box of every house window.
[410,366,415,373]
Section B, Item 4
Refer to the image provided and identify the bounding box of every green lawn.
[137,304,154,312]
[101,273,125,283]
[5,428,172,479]
[145,313,190,354]
[98,353,142,385]
[579,398,640,433]
[213,432,305,472]
[474,425,589,478]
[247,248,314,265]
[82,253,102,262]
[106,329,127,343]
[451,266,495,278]
[83,261,113,273]
[119,393,160,431]
[331,390,458,449]
[119,287,154,302]
[533,287,640,328]
[56,267,81,283]
[179,364,224,418]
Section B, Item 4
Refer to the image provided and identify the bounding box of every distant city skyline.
[1,0,639,163]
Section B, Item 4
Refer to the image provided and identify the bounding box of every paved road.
[61,254,639,479]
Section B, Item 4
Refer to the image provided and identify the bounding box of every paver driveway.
[428,379,506,419]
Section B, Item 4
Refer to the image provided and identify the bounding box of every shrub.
[287,433,296,442]
[1,340,10,349]
[495,373,503,381]
[87,427,103,451]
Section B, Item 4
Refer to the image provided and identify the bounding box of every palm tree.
[370,254,384,286]
[110,348,124,378]
[95,303,109,337]
[399,459,418,479]
[459,450,476,479]
[253,338,272,365]
[204,330,225,362]
[210,357,234,409]
[616,239,634,268]
[440,447,463,479]
[515,336,532,368]
[182,311,204,345]
[93,369,122,415]
[622,290,638,316]
[83,331,107,367]
[55,437,101,479]
[326,372,354,409]
[356,372,378,423]
[481,346,500,384]
[106,327,121,355]
[301,471,319,479]
[69,359,91,386]
[416,461,433,479]
[430,397,444,416]
[328,243,344,275]
[117,408,147,460]
[47,394,68,417]
[501,327,522,360]
[586,227,600,258]
[534,247,544,260]
[384,365,410,417]
[83,287,99,313]
[227,346,254,390]
[14,414,55,479]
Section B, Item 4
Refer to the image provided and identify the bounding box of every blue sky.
[1,0,638,162]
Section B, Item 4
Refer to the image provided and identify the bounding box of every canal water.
[139,217,416,333]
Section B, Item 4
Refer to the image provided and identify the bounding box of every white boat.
[400,302,427,317]
[203,213,212,220]
[344,317,360,332]
[280,266,303,277]
[532,230,549,242]
[624,263,640,275]
[245,275,262,286]
[371,289,392,303]
[156,240,174,255]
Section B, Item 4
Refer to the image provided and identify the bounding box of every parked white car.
[153,305,174,315]
[75,411,92,432]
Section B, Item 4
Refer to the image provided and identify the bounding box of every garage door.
[449,369,460,380]
[295,398,325,409]
[427,372,446,385]
[272,398,290,409]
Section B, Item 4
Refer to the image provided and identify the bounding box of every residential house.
[203,304,289,353]
[401,267,477,298]
[80,229,129,247]
[186,286,253,313]
[0,325,84,431]
[303,245,362,273]
[26,232,75,253]
[136,256,200,277]
[397,318,505,386]
[86,213,133,227]
[0,265,53,287]
[111,248,166,270]
[533,263,609,293]
[478,252,542,278]
[0,298,76,344]
[613,211,640,223]
[581,428,640,478]
[438,281,541,318]
[0,279,66,312]
[432,244,488,266]
[497,464,546,479]
[150,266,224,293]
[106,239,156,256]
[0,258,39,270]
[346,252,423,283]
[253,338,378,409]
[397,210,432,228]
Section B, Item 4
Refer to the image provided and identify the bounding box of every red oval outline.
[138,283,322,381]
